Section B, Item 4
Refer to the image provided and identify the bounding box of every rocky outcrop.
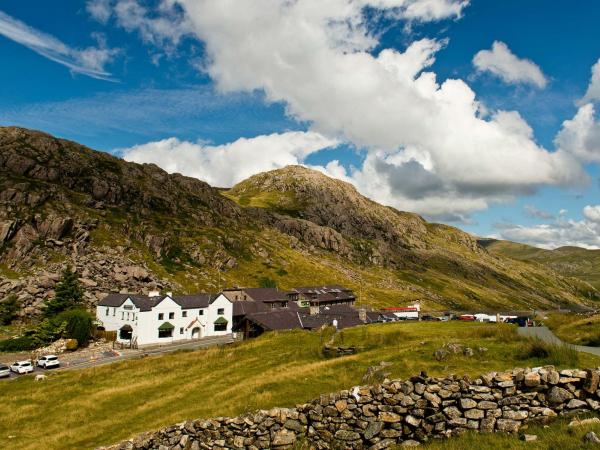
[104,367,600,450]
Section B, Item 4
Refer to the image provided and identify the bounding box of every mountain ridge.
[0,126,597,319]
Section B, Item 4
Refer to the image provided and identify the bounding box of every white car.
[37,355,60,369]
[10,360,34,374]
[0,364,10,378]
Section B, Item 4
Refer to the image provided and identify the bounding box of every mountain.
[480,238,600,292]
[0,126,597,319]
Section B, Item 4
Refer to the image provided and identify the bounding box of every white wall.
[96,294,233,346]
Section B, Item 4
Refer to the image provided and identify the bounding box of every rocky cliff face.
[0,126,597,318]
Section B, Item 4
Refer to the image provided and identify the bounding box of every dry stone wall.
[105,366,600,450]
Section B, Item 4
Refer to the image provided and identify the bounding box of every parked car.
[458,315,476,321]
[0,364,10,378]
[37,355,60,369]
[421,315,441,321]
[506,316,532,327]
[10,360,34,374]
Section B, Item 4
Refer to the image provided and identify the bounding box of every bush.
[468,324,518,342]
[518,337,579,367]
[258,277,277,288]
[0,335,36,352]
[55,309,94,346]
[0,294,20,325]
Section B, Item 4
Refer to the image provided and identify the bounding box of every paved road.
[1,334,234,381]
[518,326,600,357]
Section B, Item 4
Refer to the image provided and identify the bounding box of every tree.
[44,266,84,317]
[0,294,20,325]
[55,309,94,346]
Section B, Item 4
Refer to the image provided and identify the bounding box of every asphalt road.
[1,334,234,381]
[518,326,600,357]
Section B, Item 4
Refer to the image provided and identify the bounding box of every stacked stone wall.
[106,366,600,450]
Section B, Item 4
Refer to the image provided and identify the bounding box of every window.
[158,328,173,338]
[158,313,164,320]
[218,308,224,315]
[214,323,227,332]
[199,310,204,316]
[105,308,109,316]
[182,311,187,318]
[113,308,116,316]
[180,327,184,335]
[121,312,124,320]
[169,312,175,319]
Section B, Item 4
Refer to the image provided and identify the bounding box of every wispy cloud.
[0,10,118,80]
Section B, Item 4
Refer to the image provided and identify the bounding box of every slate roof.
[98,293,225,311]
[239,287,290,302]
[244,310,303,331]
[232,300,269,317]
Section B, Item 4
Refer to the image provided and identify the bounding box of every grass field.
[544,313,600,346]
[2,321,600,450]
[423,414,600,449]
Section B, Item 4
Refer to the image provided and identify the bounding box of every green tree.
[44,266,84,317]
[0,294,20,325]
[55,309,94,346]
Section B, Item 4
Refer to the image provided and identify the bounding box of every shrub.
[258,277,277,288]
[0,335,35,352]
[65,339,78,351]
[0,294,20,325]
[518,337,579,367]
[468,324,518,342]
[55,309,94,346]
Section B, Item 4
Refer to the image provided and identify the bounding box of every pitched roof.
[98,293,162,312]
[245,309,303,331]
[214,316,228,325]
[158,322,174,330]
[99,293,226,311]
[232,300,269,317]
[241,288,289,302]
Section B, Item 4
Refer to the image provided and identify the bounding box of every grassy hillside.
[544,313,600,346]
[481,239,600,292]
[1,321,600,450]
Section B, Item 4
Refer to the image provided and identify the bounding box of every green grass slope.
[1,321,599,450]
[481,239,600,292]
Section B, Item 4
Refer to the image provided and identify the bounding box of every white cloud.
[580,58,600,105]
[583,205,600,223]
[87,0,112,24]
[523,204,554,220]
[498,205,600,250]
[473,41,547,88]
[554,103,600,162]
[121,131,337,187]
[105,1,589,219]
[0,10,118,80]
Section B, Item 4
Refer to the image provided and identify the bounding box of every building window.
[218,308,224,315]
[113,308,116,316]
[214,323,227,332]
[158,313,164,320]
[158,328,173,338]
[169,312,175,319]
[199,310,204,316]
[121,312,124,320]
[105,308,109,316]
[182,311,187,317]
[180,327,184,335]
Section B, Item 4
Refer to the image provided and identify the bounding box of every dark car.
[506,316,531,327]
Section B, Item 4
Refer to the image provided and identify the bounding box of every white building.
[96,292,233,346]
[384,302,421,320]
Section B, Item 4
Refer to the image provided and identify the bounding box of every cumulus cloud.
[498,205,600,249]
[102,0,590,220]
[554,103,600,162]
[0,10,118,80]
[580,58,600,105]
[121,131,337,187]
[473,41,547,88]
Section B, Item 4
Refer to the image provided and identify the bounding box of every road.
[1,334,234,380]
[518,326,600,357]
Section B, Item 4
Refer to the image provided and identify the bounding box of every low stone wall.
[105,366,600,450]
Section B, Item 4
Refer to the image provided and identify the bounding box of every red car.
[458,315,476,321]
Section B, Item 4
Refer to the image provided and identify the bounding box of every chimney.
[359,307,367,322]
[148,290,160,297]
[166,291,173,298]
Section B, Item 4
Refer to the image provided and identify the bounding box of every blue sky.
[2,1,600,248]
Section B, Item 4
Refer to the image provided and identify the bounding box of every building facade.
[96,293,232,346]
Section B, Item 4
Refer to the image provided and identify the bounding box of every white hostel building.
[96,292,233,346]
